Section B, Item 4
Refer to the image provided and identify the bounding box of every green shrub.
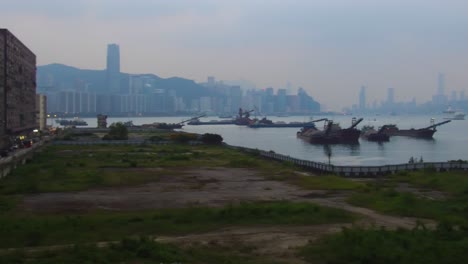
[301,225,468,264]
[169,133,198,143]
[200,133,223,144]
[103,122,128,140]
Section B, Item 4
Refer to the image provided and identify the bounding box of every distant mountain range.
[37,63,213,98]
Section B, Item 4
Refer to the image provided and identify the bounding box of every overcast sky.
[2,0,468,110]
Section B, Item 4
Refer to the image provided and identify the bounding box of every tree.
[103,122,128,140]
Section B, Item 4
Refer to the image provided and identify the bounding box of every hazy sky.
[2,0,468,110]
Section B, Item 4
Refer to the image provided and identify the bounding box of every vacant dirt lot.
[22,167,314,212]
[20,167,434,263]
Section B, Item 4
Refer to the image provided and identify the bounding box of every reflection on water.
[323,144,332,165]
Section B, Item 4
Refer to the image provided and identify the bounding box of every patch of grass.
[392,170,468,195]
[0,201,355,248]
[347,170,468,225]
[0,195,19,212]
[301,224,468,264]
[348,188,467,225]
[0,236,288,264]
[228,157,260,167]
[293,174,365,190]
[1,141,371,212]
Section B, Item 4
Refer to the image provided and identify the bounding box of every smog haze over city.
[2,0,468,110]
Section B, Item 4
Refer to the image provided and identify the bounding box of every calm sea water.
[54,114,467,166]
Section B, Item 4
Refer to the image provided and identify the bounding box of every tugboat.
[381,119,451,139]
[297,117,363,144]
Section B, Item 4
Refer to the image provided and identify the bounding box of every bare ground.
[18,167,435,262]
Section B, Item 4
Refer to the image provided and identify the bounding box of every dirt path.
[304,197,435,229]
[156,224,347,264]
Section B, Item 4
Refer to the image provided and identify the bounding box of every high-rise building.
[437,73,445,95]
[432,73,448,105]
[276,88,287,113]
[450,91,457,102]
[387,87,395,105]
[207,76,215,86]
[106,43,120,94]
[0,29,37,148]
[359,86,366,110]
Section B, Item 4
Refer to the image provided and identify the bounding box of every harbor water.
[55,114,467,166]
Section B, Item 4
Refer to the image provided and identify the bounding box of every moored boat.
[444,112,465,120]
[57,118,88,126]
[360,125,390,142]
[381,119,451,139]
[297,118,363,144]
[248,121,317,128]
[187,118,235,125]
[234,108,256,125]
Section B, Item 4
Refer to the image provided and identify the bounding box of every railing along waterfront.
[227,145,468,177]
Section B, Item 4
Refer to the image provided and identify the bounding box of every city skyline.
[2,0,468,110]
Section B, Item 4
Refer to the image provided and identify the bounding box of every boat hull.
[298,128,361,144]
[361,129,390,142]
[249,123,315,128]
[188,120,235,125]
[382,129,436,139]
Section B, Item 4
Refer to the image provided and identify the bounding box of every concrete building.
[0,29,36,148]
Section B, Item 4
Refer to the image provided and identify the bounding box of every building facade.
[0,29,36,148]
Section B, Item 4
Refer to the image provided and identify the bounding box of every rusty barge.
[297,118,363,144]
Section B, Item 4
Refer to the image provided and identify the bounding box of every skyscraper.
[437,73,445,96]
[387,87,394,105]
[359,86,366,111]
[432,73,448,105]
[106,43,120,94]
